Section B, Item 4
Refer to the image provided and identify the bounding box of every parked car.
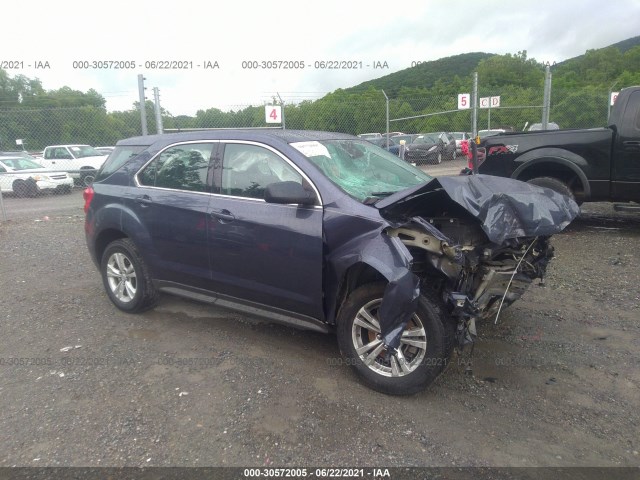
[84,129,578,395]
[386,134,419,156]
[451,132,472,153]
[528,122,560,131]
[439,132,458,160]
[373,133,407,149]
[404,133,443,165]
[38,144,107,186]
[462,86,640,205]
[364,137,389,148]
[405,132,457,164]
[381,132,405,141]
[0,156,73,197]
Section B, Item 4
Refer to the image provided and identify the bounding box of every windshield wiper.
[370,191,396,197]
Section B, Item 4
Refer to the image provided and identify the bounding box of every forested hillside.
[1,37,640,149]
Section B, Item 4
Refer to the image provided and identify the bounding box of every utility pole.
[153,87,164,134]
[137,74,148,136]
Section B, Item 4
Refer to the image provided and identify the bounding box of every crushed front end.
[388,217,554,346]
[376,174,580,348]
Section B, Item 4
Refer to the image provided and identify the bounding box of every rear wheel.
[101,238,158,313]
[337,282,447,395]
[526,176,575,202]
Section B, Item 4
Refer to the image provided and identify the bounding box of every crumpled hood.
[376,174,580,244]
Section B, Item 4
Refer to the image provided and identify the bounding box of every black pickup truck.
[465,86,640,206]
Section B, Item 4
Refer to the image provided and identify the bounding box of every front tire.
[336,282,447,395]
[101,238,158,313]
[431,152,442,165]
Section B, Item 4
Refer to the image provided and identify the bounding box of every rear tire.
[101,238,158,313]
[526,176,575,202]
[336,282,447,395]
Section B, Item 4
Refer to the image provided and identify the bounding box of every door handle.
[210,209,235,222]
[135,195,153,207]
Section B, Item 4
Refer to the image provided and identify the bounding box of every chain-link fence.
[0,81,620,220]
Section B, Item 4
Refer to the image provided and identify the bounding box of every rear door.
[130,141,218,289]
[206,141,324,319]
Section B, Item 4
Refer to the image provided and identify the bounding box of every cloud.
[4,0,640,115]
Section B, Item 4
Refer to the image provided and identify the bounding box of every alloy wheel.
[351,299,427,378]
[105,252,138,303]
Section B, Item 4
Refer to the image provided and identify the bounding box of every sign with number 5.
[458,93,470,110]
[265,105,282,124]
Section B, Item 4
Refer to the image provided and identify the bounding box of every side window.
[0,165,6,173]
[138,143,214,192]
[221,143,302,199]
[56,148,73,159]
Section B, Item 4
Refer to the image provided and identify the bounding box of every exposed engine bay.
[387,214,553,347]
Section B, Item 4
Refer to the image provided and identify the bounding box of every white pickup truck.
[38,145,107,186]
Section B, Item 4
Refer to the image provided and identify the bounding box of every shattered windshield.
[291,139,431,202]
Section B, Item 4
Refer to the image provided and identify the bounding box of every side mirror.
[265,181,316,205]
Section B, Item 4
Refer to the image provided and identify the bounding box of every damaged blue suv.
[84,130,578,395]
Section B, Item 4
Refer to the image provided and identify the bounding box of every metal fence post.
[0,187,7,222]
[277,93,286,129]
[153,87,164,134]
[542,66,551,129]
[138,74,148,136]
[382,90,389,149]
[472,72,478,139]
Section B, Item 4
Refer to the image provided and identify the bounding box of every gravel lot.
[1,161,639,469]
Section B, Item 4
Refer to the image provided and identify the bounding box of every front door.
[206,141,324,319]
[612,88,640,201]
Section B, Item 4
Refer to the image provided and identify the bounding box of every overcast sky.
[4,0,640,115]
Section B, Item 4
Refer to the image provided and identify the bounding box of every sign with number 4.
[265,105,282,124]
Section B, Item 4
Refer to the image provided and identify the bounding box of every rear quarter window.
[95,146,147,181]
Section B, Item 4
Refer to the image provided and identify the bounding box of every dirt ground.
[0,177,639,469]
